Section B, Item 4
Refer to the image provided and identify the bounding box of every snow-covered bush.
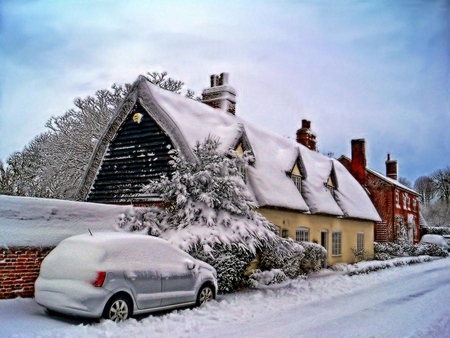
[260,238,326,278]
[246,269,287,288]
[412,243,448,257]
[350,247,370,263]
[188,244,254,292]
[424,227,450,236]
[374,241,448,259]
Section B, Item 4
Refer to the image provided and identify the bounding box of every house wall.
[259,208,374,265]
[0,247,53,299]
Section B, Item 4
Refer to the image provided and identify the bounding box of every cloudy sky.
[1,0,448,183]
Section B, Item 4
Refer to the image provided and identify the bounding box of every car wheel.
[103,294,131,322]
[197,285,214,306]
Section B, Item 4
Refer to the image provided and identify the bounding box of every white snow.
[1,258,450,337]
[0,195,131,247]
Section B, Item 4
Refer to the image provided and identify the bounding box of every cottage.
[77,74,381,264]
[338,139,421,243]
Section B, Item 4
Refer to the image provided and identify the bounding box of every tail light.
[92,271,106,287]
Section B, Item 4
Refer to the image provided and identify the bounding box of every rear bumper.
[35,278,112,318]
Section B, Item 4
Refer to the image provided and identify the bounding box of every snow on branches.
[140,137,280,254]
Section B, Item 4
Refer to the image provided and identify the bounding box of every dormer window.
[326,176,335,195]
[290,163,302,193]
[238,164,247,183]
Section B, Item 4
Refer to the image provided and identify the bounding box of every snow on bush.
[331,256,434,276]
[260,238,326,278]
[188,244,254,292]
[424,227,450,236]
[374,242,448,259]
[246,269,287,288]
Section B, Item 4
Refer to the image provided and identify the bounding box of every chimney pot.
[301,119,311,129]
[219,72,229,86]
[210,74,219,88]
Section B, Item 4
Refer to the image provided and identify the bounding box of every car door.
[161,259,197,306]
[125,270,162,310]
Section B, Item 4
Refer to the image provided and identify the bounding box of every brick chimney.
[296,119,317,151]
[385,154,398,180]
[202,72,236,115]
[351,139,367,184]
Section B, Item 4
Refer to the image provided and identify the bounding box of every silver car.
[35,232,217,321]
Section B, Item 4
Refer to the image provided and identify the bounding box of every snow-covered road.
[1,258,450,338]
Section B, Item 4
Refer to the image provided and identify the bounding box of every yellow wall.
[259,208,374,265]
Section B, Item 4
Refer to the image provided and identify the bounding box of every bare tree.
[414,176,436,205]
[1,71,196,200]
[398,177,412,188]
[431,166,450,202]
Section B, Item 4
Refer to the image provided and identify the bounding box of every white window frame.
[296,227,309,242]
[403,193,408,210]
[357,232,364,251]
[332,231,342,256]
[291,174,302,193]
[395,191,400,208]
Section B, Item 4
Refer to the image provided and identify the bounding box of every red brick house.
[338,139,421,243]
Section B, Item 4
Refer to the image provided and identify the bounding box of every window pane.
[332,232,342,256]
[296,228,309,242]
[357,233,364,251]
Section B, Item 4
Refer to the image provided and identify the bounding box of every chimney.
[351,139,367,184]
[296,119,317,151]
[385,154,398,180]
[202,72,237,115]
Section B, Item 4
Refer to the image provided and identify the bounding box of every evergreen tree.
[141,137,280,254]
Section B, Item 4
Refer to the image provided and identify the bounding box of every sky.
[0,0,449,183]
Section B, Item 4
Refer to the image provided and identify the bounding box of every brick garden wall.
[0,247,53,299]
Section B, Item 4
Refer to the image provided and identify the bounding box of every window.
[413,198,417,212]
[290,163,302,193]
[357,232,364,251]
[326,176,335,195]
[332,231,342,256]
[291,175,302,192]
[238,164,247,183]
[296,227,309,242]
[395,191,400,208]
[403,193,408,210]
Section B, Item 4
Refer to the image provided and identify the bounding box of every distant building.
[77,73,381,264]
[338,140,421,243]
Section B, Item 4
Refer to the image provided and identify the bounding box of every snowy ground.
[1,258,450,338]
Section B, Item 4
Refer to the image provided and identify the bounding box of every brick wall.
[0,247,53,299]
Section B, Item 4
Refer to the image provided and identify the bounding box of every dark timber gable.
[87,103,174,203]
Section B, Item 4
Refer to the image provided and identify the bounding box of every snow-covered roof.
[0,195,129,248]
[78,76,380,222]
[366,168,419,196]
[339,155,419,196]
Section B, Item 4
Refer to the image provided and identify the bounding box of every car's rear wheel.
[103,294,131,322]
[197,285,214,306]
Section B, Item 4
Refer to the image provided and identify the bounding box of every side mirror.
[187,261,196,270]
